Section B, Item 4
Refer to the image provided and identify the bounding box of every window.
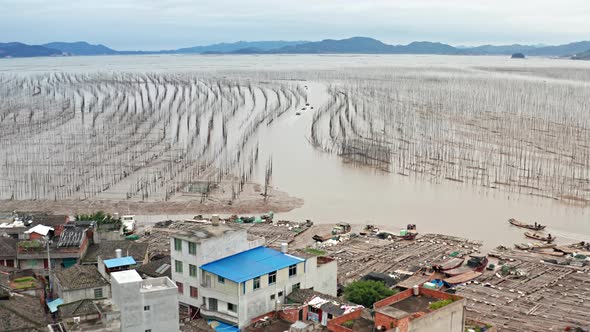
[190,286,198,298]
[270,294,276,301]
[175,260,183,273]
[228,303,237,312]
[289,264,297,277]
[293,283,301,291]
[189,264,197,277]
[268,271,276,285]
[218,276,225,284]
[188,242,196,255]
[94,288,103,298]
[144,305,150,311]
[253,277,260,290]
[328,313,334,319]
[145,330,152,332]
[174,238,182,251]
[278,291,283,297]
[176,282,184,294]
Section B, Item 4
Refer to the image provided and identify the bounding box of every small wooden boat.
[444,271,482,285]
[509,218,546,231]
[524,232,555,243]
[445,256,488,277]
[396,232,418,240]
[432,257,465,271]
[514,242,556,250]
[312,234,334,242]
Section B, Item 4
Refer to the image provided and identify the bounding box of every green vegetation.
[344,280,396,307]
[303,247,327,256]
[12,276,36,289]
[17,240,42,249]
[429,298,455,310]
[76,211,121,229]
[342,320,355,328]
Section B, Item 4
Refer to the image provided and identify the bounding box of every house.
[98,255,137,280]
[170,220,338,329]
[283,288,363,326]
[327,287,466,332]
[0,236,17,267]
[17,225,91,274]
[0,213,68,240]
[111,269,179,332]
[53,264,110,303]
[136,255,172,279]
[82,240,149,266]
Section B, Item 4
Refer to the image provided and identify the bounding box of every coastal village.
[1,211,589,332]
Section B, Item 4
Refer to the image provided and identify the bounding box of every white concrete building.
[169,221,337,329]
[111,269,179,332]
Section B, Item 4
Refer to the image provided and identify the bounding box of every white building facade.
[170,222,337,329]
[111,269,179,332]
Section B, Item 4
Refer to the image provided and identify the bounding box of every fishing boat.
[445,256,489,277]
[508,218,546,231]
[444,271,483,285]
[514,242,556,250]
[396,232,418,240]
[432,257,465,271]
[524,232,555,243]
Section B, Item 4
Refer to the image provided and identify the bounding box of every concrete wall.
[407,299,465,332]
[111,273,179,332]
[59,285,110,304]
[326,309,362,332]
[303,257,337,296]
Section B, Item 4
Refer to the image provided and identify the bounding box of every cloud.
[0,0,588,49]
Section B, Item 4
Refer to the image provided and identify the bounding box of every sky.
[1,0,589,50]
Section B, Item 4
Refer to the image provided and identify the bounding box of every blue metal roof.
[200,246,304,283]
[47,298,64,313]
[104,256,136,268]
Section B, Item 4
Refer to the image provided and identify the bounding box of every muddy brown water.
[2,54,589,252]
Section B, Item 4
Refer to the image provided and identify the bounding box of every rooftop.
[82,240,148,263]
[104,256,136,269]
[0,236,17,259]
[140,276,177,292]
[168,221,244,242]
[24,224,54,236]
[111,269,143,284]
[56,225,87,248]
[377,294,439,319]
[54,265,109,291]
[0,293,48,331]
[201,246,304,283]
[58,299,101,318]
[136,256,171,278]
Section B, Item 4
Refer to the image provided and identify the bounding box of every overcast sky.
[1,0,589,50]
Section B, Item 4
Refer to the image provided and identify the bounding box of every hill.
[174,40,308,54]
[242,37,462,54]
[43,42,117,55]
[0,42,62,58]
[572,50,590,60]
[463,44,538,55]
[527,41,590,56]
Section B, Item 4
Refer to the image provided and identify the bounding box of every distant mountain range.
[572,50,590,60]
[1,38,590,59]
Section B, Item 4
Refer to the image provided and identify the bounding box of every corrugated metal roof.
[104,256,136,268]
[200,246,304,283]
[46,298,64,313]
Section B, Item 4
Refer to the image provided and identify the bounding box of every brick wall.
[373,289,413,309]
[326,309,362,332]
[419,287,462,302]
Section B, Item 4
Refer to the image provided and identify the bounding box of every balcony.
[199,304,238,324]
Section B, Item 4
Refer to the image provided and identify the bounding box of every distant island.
[511,53,526,59]
[2,38,590,58]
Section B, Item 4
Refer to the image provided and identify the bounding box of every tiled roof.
[54,265,108,291]
[81,241,148,264]
[136,256,171,278]
[58,299,100,318]
[0,293,47,331]
[0,237,17,259]
[57,226,87,248]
